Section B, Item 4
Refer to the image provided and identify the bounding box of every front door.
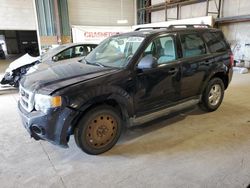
[54,45,95,63]
[134,34,182,116]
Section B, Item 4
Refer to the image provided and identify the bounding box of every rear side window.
[202,31,229,53]
[180,33,206,58]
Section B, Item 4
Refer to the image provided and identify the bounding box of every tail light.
[230,53,234,67]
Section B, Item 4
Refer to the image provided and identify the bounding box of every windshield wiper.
[91,62,105,67]
[83,58,105,67]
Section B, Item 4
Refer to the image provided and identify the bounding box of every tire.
[199,78,225,112]
[74,105,122,155]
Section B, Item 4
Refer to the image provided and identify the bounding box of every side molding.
[129,99,200,126]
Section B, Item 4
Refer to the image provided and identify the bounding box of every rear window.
[202,31,229,53]
[180,33,206,58]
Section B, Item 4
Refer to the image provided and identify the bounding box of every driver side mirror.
[137,54,157,69]
[52,56,59,62]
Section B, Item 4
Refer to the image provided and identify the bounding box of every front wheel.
[199,78,225,112]
[74,105,122,155]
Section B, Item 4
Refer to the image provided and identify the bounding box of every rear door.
[202,31,232,68]
[178,32,214,99]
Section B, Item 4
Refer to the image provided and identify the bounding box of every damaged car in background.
[0,43,97,87]
[0,43,6,59]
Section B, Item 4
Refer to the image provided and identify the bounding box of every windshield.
[85,35,145,68]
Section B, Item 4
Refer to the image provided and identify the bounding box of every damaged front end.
[1,63,39,87]
[0,69,15,85]
[1,53,40,87]
[18,82,80,147]
[1,69,21,87]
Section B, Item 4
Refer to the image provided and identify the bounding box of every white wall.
[180,2,207,19]
[167,8,178,20]
[151,0,220,21]
[222,0,250,17]
[148,0,250,61]
[68,0,135,26]
[0,0,36,30]
[152,10,165,23]
[221,23,250,61]
[151,0,218,23]
[152,0,164,5]
[221,0,250,60]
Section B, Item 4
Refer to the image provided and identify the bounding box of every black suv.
[18,25,233,155]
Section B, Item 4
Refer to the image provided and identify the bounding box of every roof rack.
[134,27,168,31]
[134,24,212,31]
[168,24,212,29]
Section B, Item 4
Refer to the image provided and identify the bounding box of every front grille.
[19,85,34,112]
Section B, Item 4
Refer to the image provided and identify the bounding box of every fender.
[199,63,229,94]
[54,85,134,142]
[68,85,134,120]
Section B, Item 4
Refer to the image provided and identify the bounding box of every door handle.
[200,61,210,66]
[168,68,178,74]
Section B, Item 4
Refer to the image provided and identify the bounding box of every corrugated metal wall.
[35,0,55,36]
[68,0,135,26]
[58,0,71,36]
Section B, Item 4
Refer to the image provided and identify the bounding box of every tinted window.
[74,46,88,57]
[143,36,176,65]
[202,31,229,53]
[56,48,73,60]
[180,33,206,58]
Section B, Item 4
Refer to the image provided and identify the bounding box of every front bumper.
[18,101,78,147]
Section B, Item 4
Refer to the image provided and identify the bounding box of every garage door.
[0,0,36,30]
[68,0,135,26]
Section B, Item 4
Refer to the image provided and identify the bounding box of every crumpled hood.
[20,61,118,95]
[8,53,40,71]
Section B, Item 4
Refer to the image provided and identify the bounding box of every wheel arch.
[200,70,229,94]
[69,86,133,134]
[210,72,229,90]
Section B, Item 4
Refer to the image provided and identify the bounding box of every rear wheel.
[199,78,225,112]
[74,105,122,155]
